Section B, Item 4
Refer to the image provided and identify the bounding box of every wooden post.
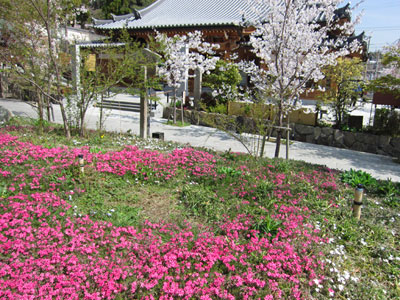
[78,154,84,174]
[140,66,148,139]
[353,184,364,220]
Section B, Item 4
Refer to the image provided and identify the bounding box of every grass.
[0,116,399,299]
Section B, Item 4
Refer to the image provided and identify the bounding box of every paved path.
[1,96,399,182]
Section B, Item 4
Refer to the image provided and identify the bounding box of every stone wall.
[292,124,400,158]
[163,107,400,158]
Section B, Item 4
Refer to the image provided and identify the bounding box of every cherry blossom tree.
[155,31,219,124]
[244,0,362,157]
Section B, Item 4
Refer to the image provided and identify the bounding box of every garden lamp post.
[353,184,364,220]
[78,154,84,174]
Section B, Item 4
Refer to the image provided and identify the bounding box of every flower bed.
[0,129,398,299]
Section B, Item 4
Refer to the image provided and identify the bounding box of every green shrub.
[251,215,282,239]
[376,179,400,207]
[208,103,227,114]
[216,166,242,177]
[173,100,182,108]
[373,108,400,136]
[203,60,242,105]
[340,169,377,189]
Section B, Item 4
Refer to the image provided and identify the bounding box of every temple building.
[93,0,266,61]
[93,0,367,99]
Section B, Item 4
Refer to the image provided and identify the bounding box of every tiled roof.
[94,0,269,30]
[92,18,114,26]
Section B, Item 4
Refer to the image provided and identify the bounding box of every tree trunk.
[173,88,177,124]
[267,113,277,142]
[79,94,85,137]
[99,93,104,131]
[79,111,85,137]
[274,105,283,158]
[286,118,290,160]
[336,103,342,129]
[36,89,44,134]
[59,101,71,139]
[0,68,4,98]
[260,134,267,158]
[181,90,185,124]
[46,83,52,122]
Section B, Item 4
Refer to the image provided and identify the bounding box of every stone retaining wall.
[293,124,400,158]
[163,107,400,158]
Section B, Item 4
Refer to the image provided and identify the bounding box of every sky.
[351,0,400,52]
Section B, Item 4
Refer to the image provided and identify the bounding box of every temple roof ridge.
[93,0,357,32]
[94,0,269,30]
[110,9,141,22]
[92,18,113,26]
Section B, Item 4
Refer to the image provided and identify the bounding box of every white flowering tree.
[244,0,361,157]
[155,31,219,124]
[0,0,88,137]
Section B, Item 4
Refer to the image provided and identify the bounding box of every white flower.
[242,0,361,116]
[155,31,219,90]
[343,271,350,280]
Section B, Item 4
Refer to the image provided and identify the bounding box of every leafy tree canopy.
[368,44,400,99]
[319,57,365,128]
[203,60,242,105]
